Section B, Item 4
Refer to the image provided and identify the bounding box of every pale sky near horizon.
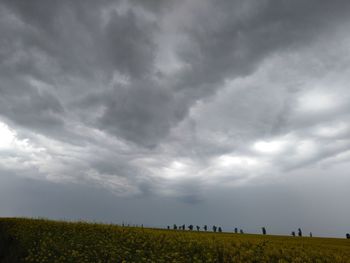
[1,0,350,237]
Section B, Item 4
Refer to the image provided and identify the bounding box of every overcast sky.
[1,0,350,237]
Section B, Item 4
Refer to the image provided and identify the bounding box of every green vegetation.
[1,218,349,263]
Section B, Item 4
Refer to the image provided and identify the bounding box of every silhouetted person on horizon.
[309,232,312,237]
[240,229,244,234]
[346,233,350,239]
[204,225,207,231]
[213,225,217,232]
[262,227,266,235]
[291,231,295,237]
[173,224,177,230]
[167,226,170,230]
[218,227,222,233]
[298,228,302,237]
[196,225,200,231]
[234,228,238,234]
[182,224,186,231]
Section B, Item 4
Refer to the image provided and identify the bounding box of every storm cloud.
[1,0,350,236]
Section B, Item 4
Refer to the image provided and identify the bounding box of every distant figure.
[204,225,208,231]
[298,228,302,237]
[234,228,238,234]
[240,229,244,234]
[196,225,200,231]
[291,231,295,237]
[188,225,194,231]
[182,224,186,231]
[173,224,177,230]
[213,225,217,232]
[346,233,350,239]
[167,226,170,230]
[262,227,266,235]
[218,227,222,233]
[309,232,312,237]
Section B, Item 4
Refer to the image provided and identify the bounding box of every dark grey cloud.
[172,0,350,92]
[99,79,183,147]
[104,10,157,78]
[2,0,349,146]
[1,0,350,235]
[96,0,350,147]
[0,77,64,132]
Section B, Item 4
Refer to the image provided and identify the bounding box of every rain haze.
[1,0,350,237]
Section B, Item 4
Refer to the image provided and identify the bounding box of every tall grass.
[1,218,349,262]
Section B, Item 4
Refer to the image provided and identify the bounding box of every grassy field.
[0,218,349,262]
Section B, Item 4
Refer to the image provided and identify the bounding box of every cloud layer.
[1,0,350,212]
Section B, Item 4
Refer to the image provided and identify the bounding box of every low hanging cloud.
[1,0,350,202]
